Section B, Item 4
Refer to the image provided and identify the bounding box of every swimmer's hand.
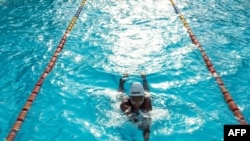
[140,72,146,79]
[125,107,138,123]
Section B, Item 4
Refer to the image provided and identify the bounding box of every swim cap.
[129,82,144,96]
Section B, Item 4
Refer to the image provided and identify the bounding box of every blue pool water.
[0,0,249,140]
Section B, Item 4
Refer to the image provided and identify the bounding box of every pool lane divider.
[169,0,247,125]
[6,0,87,140]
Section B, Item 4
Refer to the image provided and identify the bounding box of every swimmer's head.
[129,82,145,108]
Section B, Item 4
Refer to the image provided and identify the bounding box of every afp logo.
[224,125,250,141]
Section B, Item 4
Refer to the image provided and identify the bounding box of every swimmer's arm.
[141,112,151,141]
[117,75,128,100]
[118,73,128,93]
[143,128,150,141]
[118,78,125,93]
[141,74,150,92]
[120,100,131,115]
[142,97,152,141]
[120,102,138,123]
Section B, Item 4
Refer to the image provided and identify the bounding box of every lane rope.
[6,0,87,140]
[169,0,247,125]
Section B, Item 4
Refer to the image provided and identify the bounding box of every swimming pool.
[0,0,249,140]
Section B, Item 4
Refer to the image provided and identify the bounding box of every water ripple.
[0,0,249,141]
